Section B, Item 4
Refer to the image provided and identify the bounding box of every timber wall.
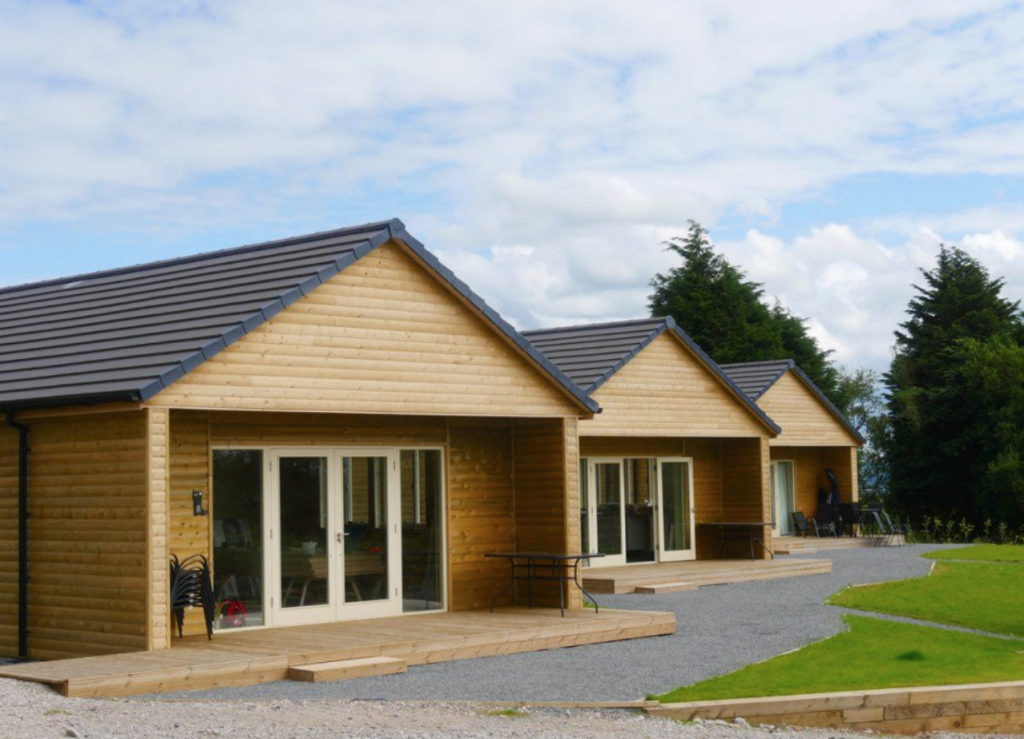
[650,681,1024,734]
[0,425,15,657]
[0,410,151,660]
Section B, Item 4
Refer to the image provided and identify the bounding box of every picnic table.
[485,552,604,616]
[698,521,776,560]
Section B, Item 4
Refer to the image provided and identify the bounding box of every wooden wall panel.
[583,333,768,438]
[147,408,170,650]
[563,417,582,609]
[759,372,860,447]
[148,241,581,418]
[26,411,149,660]
[168,411,212,638]
[512,418,571,607]
[822,446,859,504]
[721,437,771,559]
[0,426,16,658]
[208,411,447,447]
[447,419,514,611]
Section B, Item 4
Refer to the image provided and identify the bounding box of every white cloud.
[4,1,1024,371]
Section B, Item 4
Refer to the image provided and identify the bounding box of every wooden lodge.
[721,360,865,539]
[0,218,862,693]
[0,220,626,664]
[524,318,784,573]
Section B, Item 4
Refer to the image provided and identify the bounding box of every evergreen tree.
[885,246,1022,525]
[648,220,839,399]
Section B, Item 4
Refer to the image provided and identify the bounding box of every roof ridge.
[0,219,395,297]
[522,316,667,336]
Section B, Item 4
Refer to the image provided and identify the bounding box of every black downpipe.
[5,412,28,659]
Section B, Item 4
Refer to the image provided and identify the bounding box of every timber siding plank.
[651,681,1024,735]
[583,334,767,438]
[148,242,581,418]
[756,372,860,447]
[24,411,150,660]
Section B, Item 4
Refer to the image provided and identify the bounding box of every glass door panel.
[212,449,265,630]
[277,456,332,620]
[591,459,626,566]
[658,458,695,562]
[400,450,444,612]
[580,459,590,557]
[625,458,656,563]
[343,456,390,603]
[774,461,795,535]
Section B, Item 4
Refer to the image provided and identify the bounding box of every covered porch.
[580,435,774,567]
[0,606,675,698]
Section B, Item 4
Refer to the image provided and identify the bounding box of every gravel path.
[168,544,957,703]
[0,676,959,739]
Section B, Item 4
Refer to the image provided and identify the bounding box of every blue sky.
[4,0,1024,371]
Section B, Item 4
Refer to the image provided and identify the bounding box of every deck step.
[287,656,407,683]
[633,581,699,594]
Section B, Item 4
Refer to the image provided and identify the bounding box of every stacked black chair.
[170,553,216,640]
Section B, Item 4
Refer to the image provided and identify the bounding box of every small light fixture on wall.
[192,489,208,516]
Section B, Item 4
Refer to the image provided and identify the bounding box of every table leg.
[489,556,515,613]
[573,558,599,614]
[558,560,565,617]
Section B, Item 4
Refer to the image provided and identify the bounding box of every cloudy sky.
[4,1,1024,371]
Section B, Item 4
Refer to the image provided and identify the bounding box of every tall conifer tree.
[886,246,1021,523]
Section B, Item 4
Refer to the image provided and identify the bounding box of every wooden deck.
[583,558,833,595]
[0,607,675,698]
[774,535,900,554]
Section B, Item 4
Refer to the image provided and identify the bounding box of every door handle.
[335,532,350,543]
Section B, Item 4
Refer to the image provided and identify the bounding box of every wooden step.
[287,656,407,683]
[633,581,698,594]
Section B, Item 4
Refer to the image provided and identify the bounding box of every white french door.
[267,449,401,627]
[770,460,796,536]
[656,458,696,562]
[585,458,627,567]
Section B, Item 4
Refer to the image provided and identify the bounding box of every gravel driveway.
[168,544,956,703]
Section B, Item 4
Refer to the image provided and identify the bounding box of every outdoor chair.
[882,510,907,546]
[791,511,837,538]
[170,553,215,640]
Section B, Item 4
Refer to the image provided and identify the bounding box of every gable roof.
[523,317,781,434]
[0,219,599,413]
[720,359,865,444]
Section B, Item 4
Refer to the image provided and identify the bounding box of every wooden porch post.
[563,417,582,610]
[146,407,170,650]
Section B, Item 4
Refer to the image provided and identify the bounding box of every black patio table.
[698,521,776,560]
[485,552,604,616]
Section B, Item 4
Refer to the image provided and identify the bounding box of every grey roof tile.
[0,219,599,413]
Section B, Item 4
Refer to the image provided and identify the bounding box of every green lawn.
[925,543,1024,563]
[654,615,1024,703]
[828,561,1024,636]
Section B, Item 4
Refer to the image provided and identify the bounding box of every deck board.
[0,607,674,698]
[583,558,833,594]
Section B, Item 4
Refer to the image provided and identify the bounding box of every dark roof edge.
[136,227,393,402]
[0,390,143,412]
[661,318,782,436]
[386,219,600,415]
[787,364,867,445]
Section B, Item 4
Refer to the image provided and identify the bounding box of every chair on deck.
[792,511,837,538]
[170,553,215,640]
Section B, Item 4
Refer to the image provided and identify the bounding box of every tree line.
[649,221,1024,532]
